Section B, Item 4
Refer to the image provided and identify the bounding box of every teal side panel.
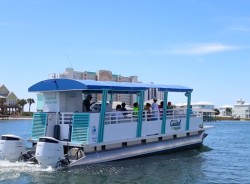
[71,113,90,144]
[185,92,192,130]
[161,91,168,134]
[98,90,108,143]
[32,113,47,140]
[137,91,144,137]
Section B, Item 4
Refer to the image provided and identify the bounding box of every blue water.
[0,120,250,184]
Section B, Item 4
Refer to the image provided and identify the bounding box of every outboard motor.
[0,134,26,161]
[35,137,64,168]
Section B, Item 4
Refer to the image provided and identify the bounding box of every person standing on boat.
[151,98,159,120]
[83,94,92,112]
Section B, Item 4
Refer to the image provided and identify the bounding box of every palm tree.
[27,98,35,113]
[17,99,27,113]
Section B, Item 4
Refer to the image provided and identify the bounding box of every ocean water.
[0,120,250,184]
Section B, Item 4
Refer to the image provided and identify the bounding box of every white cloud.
[229,26,250,32]
[167,43,240,55]
[219,16,250,32]
[82,43,241,56]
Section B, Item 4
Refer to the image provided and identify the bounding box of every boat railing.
[105,110,138,124]
[59,112,73,125]
[104,107,203,125]
[39,109,203,141]
[41,109,203,128]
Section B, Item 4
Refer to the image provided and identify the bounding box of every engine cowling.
[35,137,64,168]
[0,134,26,161]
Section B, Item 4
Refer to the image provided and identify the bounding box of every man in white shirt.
[151,99,159,120]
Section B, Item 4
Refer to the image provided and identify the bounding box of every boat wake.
[0,160,54,182]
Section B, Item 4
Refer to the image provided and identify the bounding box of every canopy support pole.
[98,90,108,143]
[137,91,144,137]
[185,91,192,131]
[161,91,168,134]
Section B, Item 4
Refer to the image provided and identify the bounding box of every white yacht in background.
[0,79,213,169]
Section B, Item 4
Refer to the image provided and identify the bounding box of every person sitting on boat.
[115,104,124,119]
[121,102,129,116]
[121,102,127,111]
[133,102,139,118]
[111,104,124,123]
[158,101,164,118]
[158,101,164,109]
[83,94,92,112]
[143,103,152,121]
[167,101,173,115]
[190,105,194,115]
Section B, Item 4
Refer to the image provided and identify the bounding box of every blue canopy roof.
[28,79,193,93]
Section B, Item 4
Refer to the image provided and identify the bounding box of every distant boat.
[0,79,213,169]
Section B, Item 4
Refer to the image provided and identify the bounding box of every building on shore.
[49,67,163,107]
[218,105,233,117]
[175,101,215,121]
[0,84,19,115]
[232,98,250,119]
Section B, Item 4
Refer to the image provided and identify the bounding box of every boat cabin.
[28,79,203,146]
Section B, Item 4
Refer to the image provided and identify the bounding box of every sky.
[1,0,250,111]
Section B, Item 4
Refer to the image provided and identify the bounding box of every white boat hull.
[69,131,205,168]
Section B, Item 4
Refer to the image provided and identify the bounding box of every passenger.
[121,102,127,111]
[167,101,173,115]
[159,101,164,109]
[115,104,124,119]
[83,94,92,112]
[144,103,151,121]
[151,99,158,111]
[133,102,139,118]
[151,99,159,120]
[111,104,124,123]
[190,105,193,114]
[159,101,164,119]
[121,102,128,116]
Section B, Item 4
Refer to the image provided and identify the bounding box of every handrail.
[104,108,203,125]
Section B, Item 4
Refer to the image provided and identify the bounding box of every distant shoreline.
[0,116,32,120]
[9,117,32,120]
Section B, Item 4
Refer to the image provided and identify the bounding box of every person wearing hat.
[83,94,92,112]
